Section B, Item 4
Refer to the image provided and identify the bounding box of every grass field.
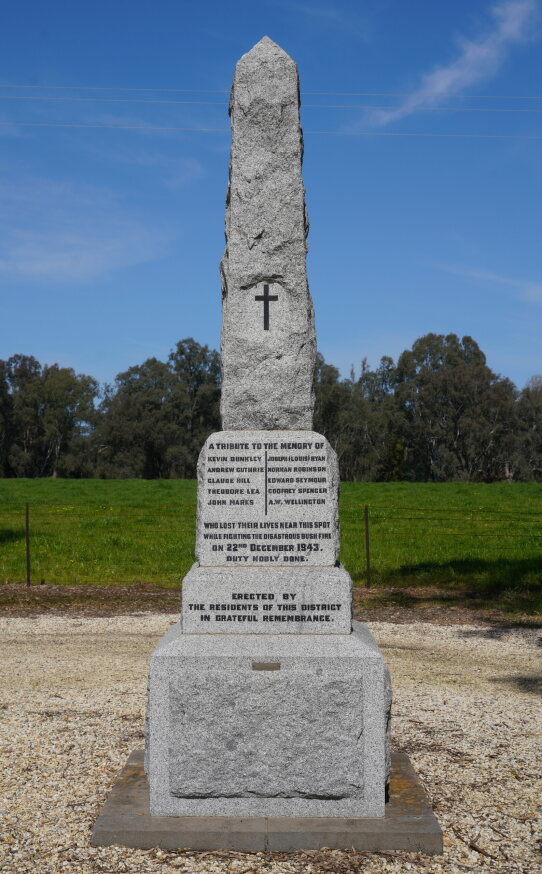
[0,479,541,614]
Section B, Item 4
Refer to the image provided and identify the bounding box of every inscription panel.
[196,430,339,567]
[181,567,352,634]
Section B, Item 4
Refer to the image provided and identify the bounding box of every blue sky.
[0,0,541,390]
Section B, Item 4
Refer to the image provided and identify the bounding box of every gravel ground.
[0,615,540,874]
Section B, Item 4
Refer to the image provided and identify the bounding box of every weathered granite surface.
[169,670,363,800]
[220,37,316,430]
[148,622,390,817]
[181,564,352,634]
[196,430,339,567]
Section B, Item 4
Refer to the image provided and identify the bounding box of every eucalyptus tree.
[1,354,98,477]
[514,376,542,481]
[394,334,518,482]
[95,339,221,479]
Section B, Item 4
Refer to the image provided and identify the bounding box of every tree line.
[1,333,540,482]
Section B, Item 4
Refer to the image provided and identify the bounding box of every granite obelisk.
[145,37,391,819]
[220,37,315,430]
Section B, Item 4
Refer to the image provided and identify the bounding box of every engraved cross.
[254,283,279,331]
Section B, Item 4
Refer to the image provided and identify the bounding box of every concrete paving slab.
[91,749,442,853]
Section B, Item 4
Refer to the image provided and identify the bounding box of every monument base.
[91,749,443,853]
[147,621,390,818]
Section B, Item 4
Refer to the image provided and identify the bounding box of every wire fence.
[0,500,540,588]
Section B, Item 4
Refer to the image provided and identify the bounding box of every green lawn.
[0,479,541,614]
[340,482,542,614]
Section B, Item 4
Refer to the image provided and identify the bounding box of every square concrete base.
[91,749,443,854]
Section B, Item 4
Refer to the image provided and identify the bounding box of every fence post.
[364,504,371,588]
[25,502,31,586]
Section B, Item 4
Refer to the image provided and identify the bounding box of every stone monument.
[92,37,442,853]
[145,36,392,819]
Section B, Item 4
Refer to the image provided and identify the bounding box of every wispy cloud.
[0,176,174,282]
[366,0,538,126]
[439,263,542,303]
[125,152,206,190]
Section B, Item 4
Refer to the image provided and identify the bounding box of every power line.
[0,121,229,132]
[0,83,230,94]
[1,120,541,138]
[307,105,542,113]
[0,95,227,106]
[309,105,542,112]
[306,91,542,99]
[307,130,542,138]
[2,94,542,112]
[1,82,542,99]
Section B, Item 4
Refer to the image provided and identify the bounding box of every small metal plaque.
[251,662,281,671]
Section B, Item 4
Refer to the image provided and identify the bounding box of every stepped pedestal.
[146,431,391,818]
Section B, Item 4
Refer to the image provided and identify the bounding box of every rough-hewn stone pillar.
[220,36,316,430]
